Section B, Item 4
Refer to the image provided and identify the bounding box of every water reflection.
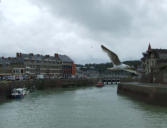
[0,85,167,128]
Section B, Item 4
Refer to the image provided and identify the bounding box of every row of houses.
[0,53,76,79]
[1,44,167,82]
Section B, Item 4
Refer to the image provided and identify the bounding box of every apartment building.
[0,53,76,79]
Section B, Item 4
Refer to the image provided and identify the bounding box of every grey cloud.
[30,0,167,47]
[31,0,167,38]
[34,0,167,37]
[1,0,167,64]
[31,0,136,36]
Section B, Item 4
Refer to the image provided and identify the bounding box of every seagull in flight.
[101,45,139,75]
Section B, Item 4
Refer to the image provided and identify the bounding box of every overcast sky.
[1,0,167,64]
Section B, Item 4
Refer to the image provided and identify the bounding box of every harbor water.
[0,85,167,128]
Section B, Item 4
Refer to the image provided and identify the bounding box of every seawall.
[117,82,167,105]
[0,79,97,101]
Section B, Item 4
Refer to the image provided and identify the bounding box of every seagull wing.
[101,45,121,65]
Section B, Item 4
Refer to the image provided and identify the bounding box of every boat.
[22,88,30,95]
[96,81,104,87]
[11,88,29,98]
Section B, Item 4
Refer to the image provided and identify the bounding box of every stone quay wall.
[117,82,167,105]
[0,79,97,101]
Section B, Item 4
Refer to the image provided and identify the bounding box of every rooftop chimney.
[29,53,34,56]
[16,52,22,57]
[55,53,59,58]
[16,53,20,57]
[45,55,50,58]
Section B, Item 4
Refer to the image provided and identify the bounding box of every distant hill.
[76,60,141,73]
[85,63,113,73]
[123,60,141,69]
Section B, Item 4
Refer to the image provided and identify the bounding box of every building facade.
[141,44,167,74]
[0,53,75,79]
[141,44,167,83]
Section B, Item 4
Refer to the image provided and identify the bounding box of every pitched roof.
[58,55,73,63]
[0,53,74,66]
[151,49,167,53]
[18,53,60,62]
[148,43,151,51]
[19,53,73,63]
[151,49,167,59]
